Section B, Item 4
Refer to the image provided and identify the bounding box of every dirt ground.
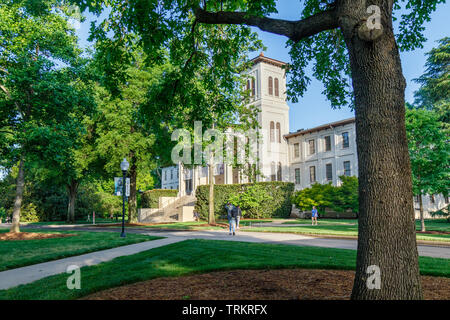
[82,268,450,300]
[0,232,76,241]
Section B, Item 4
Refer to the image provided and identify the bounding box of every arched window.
[274,78,279,97]
[251,78,255,97]
[271,162,276,181]
[276,122,281,143]
[277,162,282,181]
[268,76,273,95]
[270,121,275,142]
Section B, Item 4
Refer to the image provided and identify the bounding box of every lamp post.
[120,158,129,238]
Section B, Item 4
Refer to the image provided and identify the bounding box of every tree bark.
[10,157,25,233]
[419,195,425,232]
[66,179,79,224]
[337,1,422,300]
[128,154,138,223]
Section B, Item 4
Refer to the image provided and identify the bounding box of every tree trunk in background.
[419,195,425,232]
[339,1,422,299]
[10,157,25,233]
[128,154,138,223]
[66,179,78,224]
[208,163,215,224]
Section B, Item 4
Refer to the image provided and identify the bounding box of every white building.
[285,118,358,190]
[160,53,448,217]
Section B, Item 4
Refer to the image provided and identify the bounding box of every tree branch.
[194,8,338,41]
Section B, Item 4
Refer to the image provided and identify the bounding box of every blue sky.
[75,1,449,132]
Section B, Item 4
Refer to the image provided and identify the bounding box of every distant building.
[160,53,447,218]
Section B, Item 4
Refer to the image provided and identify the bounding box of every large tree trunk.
[66,179,78,224]
[419,195,425,232]
[339,1,422,300]
[128,154,138,223]
[10,157,25,233]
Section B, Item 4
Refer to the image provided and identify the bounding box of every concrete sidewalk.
[0,237,182,290]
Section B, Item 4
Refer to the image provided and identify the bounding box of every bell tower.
[244,53,290,182]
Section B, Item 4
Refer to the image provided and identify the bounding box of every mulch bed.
[417,230,450,235]
[0,232,76,241]
[81,268,450,300]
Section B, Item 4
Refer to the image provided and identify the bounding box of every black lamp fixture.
[120,158,129,238]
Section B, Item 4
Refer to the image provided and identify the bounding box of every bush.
[292,176,358,215]
[0,207,6,222]
[19,203,41,222]
[195,181,294,220]
[141,189,178,208]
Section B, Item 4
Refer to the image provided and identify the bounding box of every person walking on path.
[230,206,238,236]
[236,205,242,230]
[225,202,235,235]
[311,206,318,226]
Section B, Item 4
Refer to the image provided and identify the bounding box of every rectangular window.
[445,196,449,204]
[414,195,420,203]
[342,132,349,148]
[295,168,301,185]
[325,136,331,152]
[430,194,435,203]
[294,143,300,158]
[251,78,255,97]
[326,163,333,181]
[309,166,316,183]
[308,139,315,155]
[344,161,351,176]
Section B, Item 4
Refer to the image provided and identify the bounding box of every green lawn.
[416,219,450,232]
[24,218,118,226]
[104,219,273,230]
[247,219,450,242]
[0,239,448,300]
[139,221,224,230]
[282,219,358,225]
[0,229,161,271]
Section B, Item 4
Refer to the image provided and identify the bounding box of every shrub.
[0,207,6,222]
[195,181,294,220]
[19,203,41,222]
[292,175,359,215]
[141,189,178,208]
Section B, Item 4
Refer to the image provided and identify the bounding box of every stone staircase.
[138,195,196,223]
[163,195,196,220]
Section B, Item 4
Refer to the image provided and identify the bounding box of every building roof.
[284,117,356,139]
[249,52,288,68]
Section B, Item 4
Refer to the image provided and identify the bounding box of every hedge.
[195,181,294,220]
[141,189,178,208]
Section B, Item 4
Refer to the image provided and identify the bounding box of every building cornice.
[249,52,288,68]
[284,117,355,139]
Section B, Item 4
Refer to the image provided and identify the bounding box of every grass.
[105,219,274,230]
[415,219,450,232]
[0,239,448,300]
[246,218,450,242]
[282,219,358,225]
[24,218,118,226]
[0,229,161,271]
